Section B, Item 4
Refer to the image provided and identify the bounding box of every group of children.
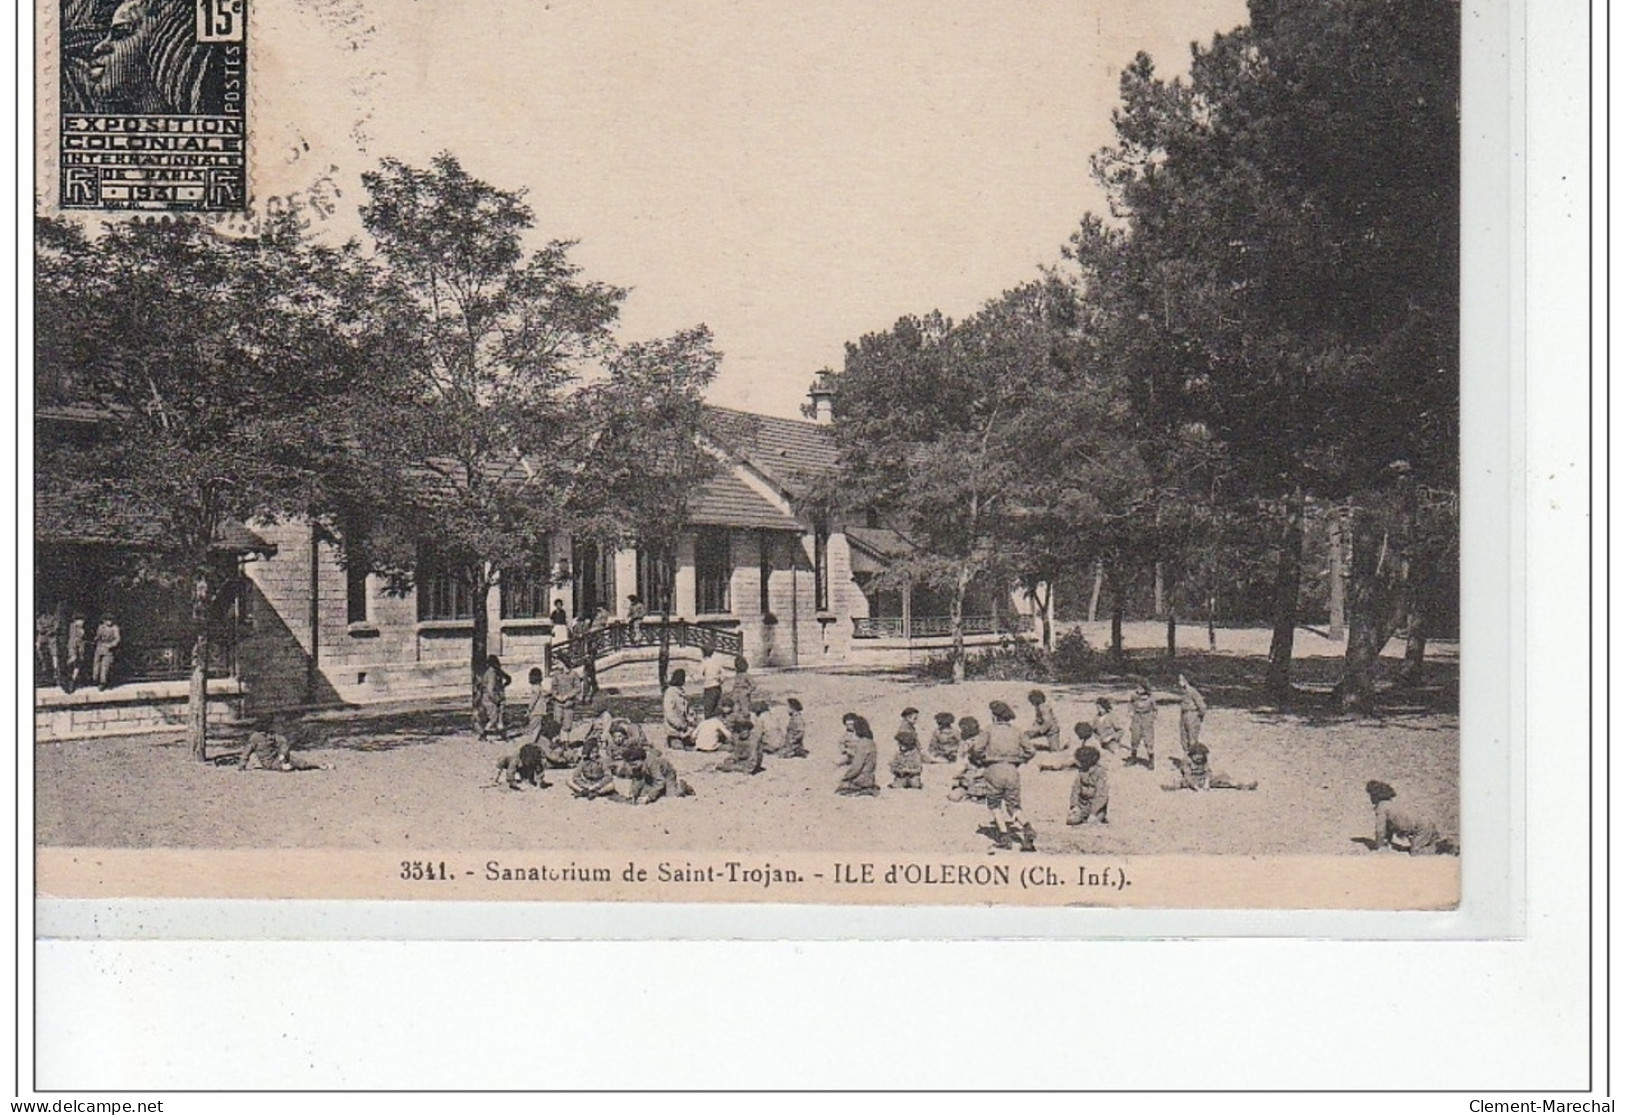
[492,695,697,806]
[831,676,1260,852]
[486,649,812,804]
[228,650,1447,855]
[35,606,121,693]
[661,654,809,767]
[436,646,1442,853]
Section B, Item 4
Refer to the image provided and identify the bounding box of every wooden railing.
[851,614,1035,640]
[549,619,743,668]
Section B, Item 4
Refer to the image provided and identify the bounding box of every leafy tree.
[34,215,376,758]
[567,326,723,685]
[1086,0,1458,705]
[355,154,625,717]
[822,283,1071,682]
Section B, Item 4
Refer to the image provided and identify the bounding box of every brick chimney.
[807,372,835,424]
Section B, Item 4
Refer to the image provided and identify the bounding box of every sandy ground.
[36,625,1459,856]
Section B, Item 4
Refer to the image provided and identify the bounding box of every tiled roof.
[844,526,912,559]
[689,471,804,531]
[704,406,839,499]
[36,483,276,555]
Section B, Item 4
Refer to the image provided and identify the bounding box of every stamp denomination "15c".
[59,0,247,211]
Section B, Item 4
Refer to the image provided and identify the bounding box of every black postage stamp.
[58,0,247,211]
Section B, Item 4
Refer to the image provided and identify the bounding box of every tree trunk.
[187,628,209,761]
[1088,559,1104,623]
[1327,508,1346,641]
[1339,507,1402,714]
[1032,584,1054,651]
[1398,606,1428,686]
[1153,562,1165,618]
[1395,553,1430,687]
[1109,582,1125,662]
[1166,610,1177,659]
[1207,595,1217,651]
[656,559,675,688]
[950,570,968,684]
[470,569,491,729]
[1265,493,1305,699]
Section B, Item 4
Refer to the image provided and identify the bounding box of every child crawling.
[237,716,333,772]
[1365,780,1444,855]
[494,743,551,790]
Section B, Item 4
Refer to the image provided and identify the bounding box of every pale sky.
[206,0,1249,416]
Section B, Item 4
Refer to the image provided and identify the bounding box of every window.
[500,550,553,620]
[345,562,370,625]
[758,531,774,615]
[813,524,830,612]
[416,548,474,622]
[695,527,732,615]
[637,545,672,612]
[570,539,617,618]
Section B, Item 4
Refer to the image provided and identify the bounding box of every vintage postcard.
[32,0,1475,920]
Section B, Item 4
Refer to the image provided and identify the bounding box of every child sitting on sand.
[1040,721,1095,770]
[890,712,923,789]
[693,703,732,753]
[663,669,696,750]
[581,698,615,750]
[716,703,765,774]
[1022,689,1062,751]
[618,744,694,804]
[524,715,579,769]
[569,742,618,799]
[947,716,991,802]
[1092,697,1122,754]
[781,698,809,758]
[927,711,961,763]
[1162,743,1258,792]
[836,714,879,797]
[1366,780,1442,855]
[604,718,647,764]
[1065,745,1110,825]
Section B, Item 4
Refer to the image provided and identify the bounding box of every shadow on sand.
[261,691,672,753]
